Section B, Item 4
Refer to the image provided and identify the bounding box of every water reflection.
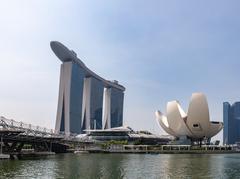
[165,154,214,178]
[1,154,240,178]
[55,154,126,178]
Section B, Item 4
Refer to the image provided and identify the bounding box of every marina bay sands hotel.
[50,41,125,135]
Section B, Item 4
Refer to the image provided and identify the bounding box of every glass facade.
[57,62,124,134]
[90,77,104,129]
[110,88,124,128]
[60,100,65,132]
[223,102,240,144]
[69,62,85,134]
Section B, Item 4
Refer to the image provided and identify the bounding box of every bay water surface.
[1,153,240,178]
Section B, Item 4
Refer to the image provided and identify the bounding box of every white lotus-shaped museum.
[155,93,223,140]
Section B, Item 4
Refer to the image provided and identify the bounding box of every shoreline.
[85,149,240,154]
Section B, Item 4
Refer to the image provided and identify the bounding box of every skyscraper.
[81,77,104,131]
[223,102,240,144]
[51,41,125,135]
[110,88,124,128]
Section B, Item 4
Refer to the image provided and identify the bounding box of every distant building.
[50,41,125,135]
[76,126,172,145]
[155,93,223,143]
[223,102,240,144]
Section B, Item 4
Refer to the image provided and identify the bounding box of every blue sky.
[1,1,240,141]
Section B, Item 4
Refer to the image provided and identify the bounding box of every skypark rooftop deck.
[50,41,125,91]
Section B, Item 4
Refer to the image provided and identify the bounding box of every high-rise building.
[51,41,125,135]
[110,88,124,128]
[81,77,104,131]
[223,102,240,144]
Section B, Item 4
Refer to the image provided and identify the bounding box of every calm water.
[1,153,240,178]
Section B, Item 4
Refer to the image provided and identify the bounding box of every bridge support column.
[0,136,2,154]
[16,143,24,152]
[4,142,17,153]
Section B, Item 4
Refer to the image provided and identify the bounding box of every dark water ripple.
[1,153,240,178]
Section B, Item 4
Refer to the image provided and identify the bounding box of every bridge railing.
[0,116,78,140]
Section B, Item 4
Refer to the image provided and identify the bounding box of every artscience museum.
[155,93,223,143]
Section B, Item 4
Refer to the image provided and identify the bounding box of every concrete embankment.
[74,144,238,154]
[9,151,55,159]
[87,150,239,154]
[0,154,10,159]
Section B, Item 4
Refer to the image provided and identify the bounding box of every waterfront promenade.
[75,144,236,154]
